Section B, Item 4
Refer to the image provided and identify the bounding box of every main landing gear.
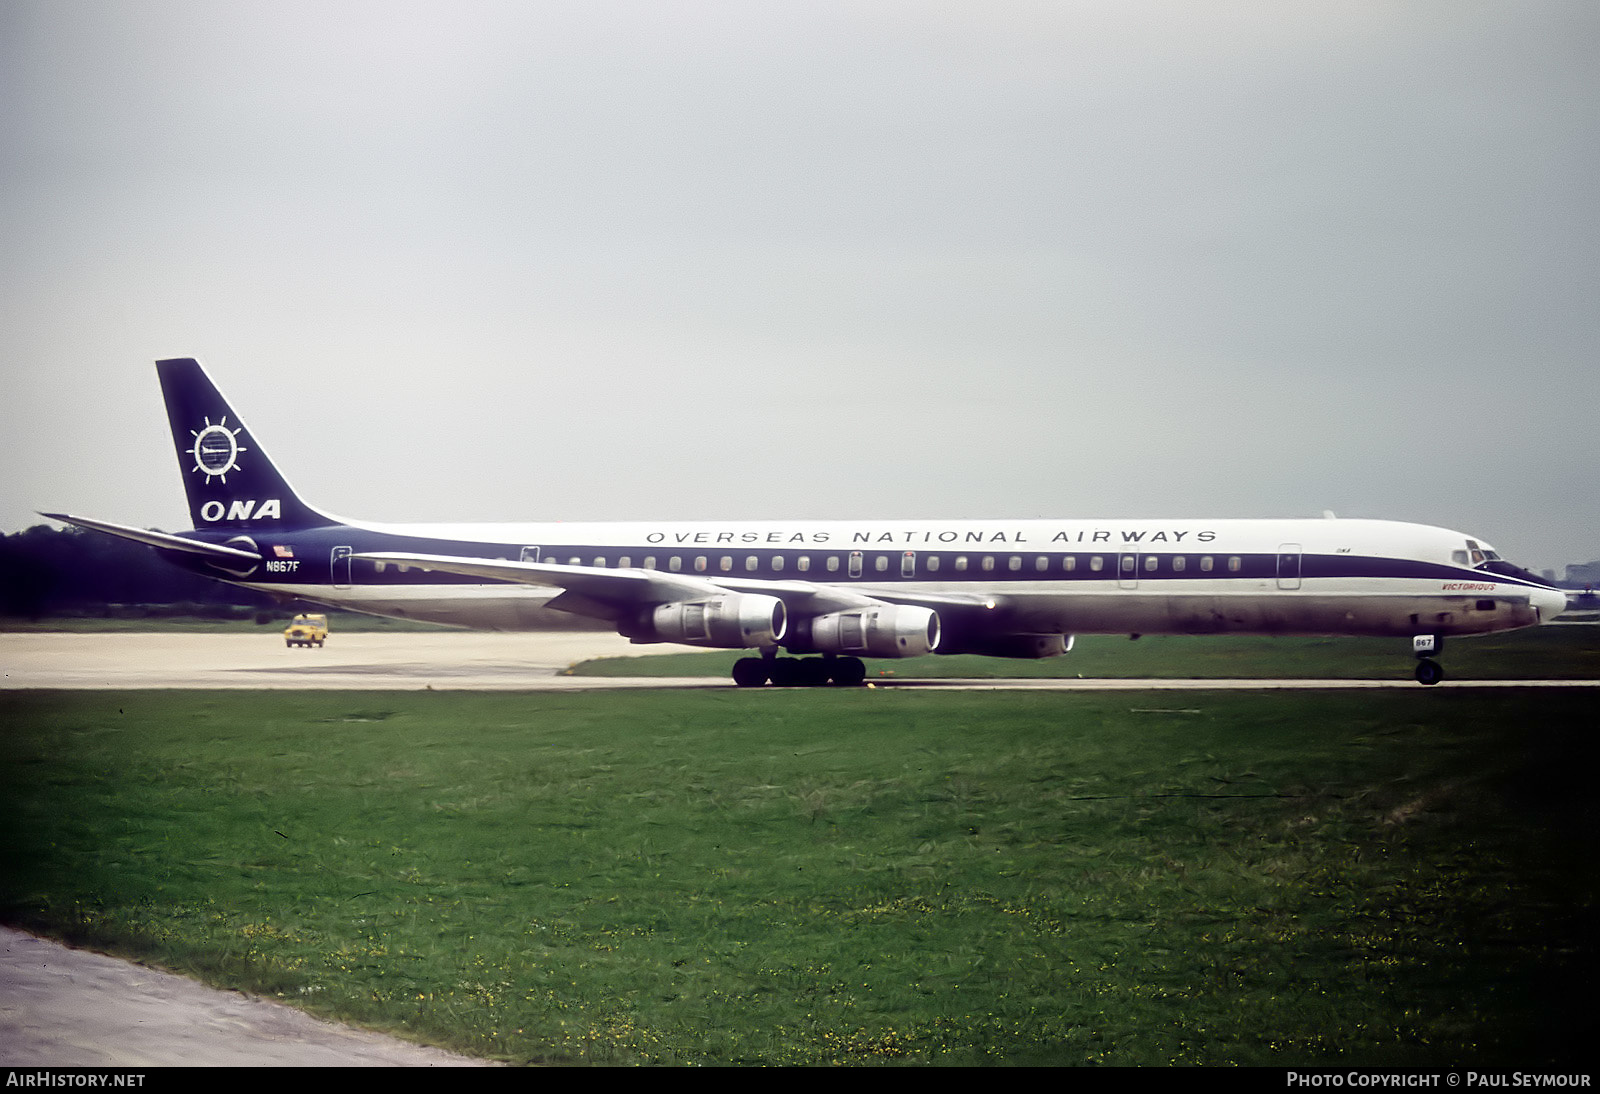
[1412,635,1445,686]
[732,653,869,688]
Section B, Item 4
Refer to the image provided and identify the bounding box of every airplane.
[45,357,1567,687]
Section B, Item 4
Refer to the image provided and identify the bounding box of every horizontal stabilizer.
[40,512,262,564]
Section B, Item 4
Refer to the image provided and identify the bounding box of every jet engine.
[939,633,1074,659]
[632,593,787,649]
[787,604,940,659]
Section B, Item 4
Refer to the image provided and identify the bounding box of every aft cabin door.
[332,546,353,589]
[1276,544,1303,590]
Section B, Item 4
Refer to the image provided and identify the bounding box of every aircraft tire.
[1415,659,1444,686]
[793,658,830,686]
[732,657,770,687]
[767,658,803,687]
[830,657,867,687]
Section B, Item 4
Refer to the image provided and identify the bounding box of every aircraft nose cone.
[1533,584,1569,623]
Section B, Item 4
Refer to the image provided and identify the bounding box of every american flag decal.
[272,545,295,559]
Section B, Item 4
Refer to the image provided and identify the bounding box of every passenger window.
[874,555,888,573]
[745,556,758,572]
[927,556,941,572]
[826,556,840,573]
[773,555,785,572]
[1200,556,1213,572]
[719,556,732,572]
[1173,556,1186,572]
[1008,556,1022,571]
[982,556,995,572]
[1090,556,1104,572]
[1145,556,1157,572]
[1064,556,1076,572]
[955,556,969,572]
[695,556,708,572]
[1228,556,1241,572]
[798,556,810,572]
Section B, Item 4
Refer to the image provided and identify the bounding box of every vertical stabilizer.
[157,357,333,531]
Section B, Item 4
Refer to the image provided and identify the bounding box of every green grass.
[2,688,1594,1065]
[573,626,1600,680]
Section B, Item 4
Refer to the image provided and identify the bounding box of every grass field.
[573,626,1600,680]
[2,686,1595,1066]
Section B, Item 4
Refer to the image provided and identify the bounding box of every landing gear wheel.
[796,658,832,687]
[1415,658,1444,686]
[732,657,770,688]
[830,657,867,687]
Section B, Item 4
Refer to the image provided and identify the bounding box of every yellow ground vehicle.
[283,613,328,648]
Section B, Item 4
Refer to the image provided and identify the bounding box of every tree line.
[0,524,279,619]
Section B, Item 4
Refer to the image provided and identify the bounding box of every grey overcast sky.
[4,1,1596,572]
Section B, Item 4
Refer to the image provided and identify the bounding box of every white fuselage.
[232,516,1563,641]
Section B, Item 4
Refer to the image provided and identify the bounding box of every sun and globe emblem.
[189,416,247,483]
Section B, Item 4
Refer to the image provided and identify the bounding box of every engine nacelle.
[632,593,787,649]
[939,633,1074,659]
[789,604,940,659]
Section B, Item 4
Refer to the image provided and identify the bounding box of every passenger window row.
[541,553,1249,576]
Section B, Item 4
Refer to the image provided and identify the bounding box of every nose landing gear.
[1412,635,1444,685]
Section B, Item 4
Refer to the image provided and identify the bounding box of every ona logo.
[190,417,247,483]
[200,499,282,522]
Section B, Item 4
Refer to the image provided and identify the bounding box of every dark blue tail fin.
[157,358,334,531]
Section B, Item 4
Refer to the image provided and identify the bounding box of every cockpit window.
[1463,539,1543,584]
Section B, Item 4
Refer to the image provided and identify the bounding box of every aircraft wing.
[355,551,717,606]
[353,551,996,621]
[41,512,263,565]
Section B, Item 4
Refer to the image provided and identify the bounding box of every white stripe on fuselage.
[328,516,1447,557]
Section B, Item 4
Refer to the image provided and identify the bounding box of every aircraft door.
[1118,552,1139,590]
[332,545,353,589]
[1276,544,1303,590]
[520,546,540,563]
